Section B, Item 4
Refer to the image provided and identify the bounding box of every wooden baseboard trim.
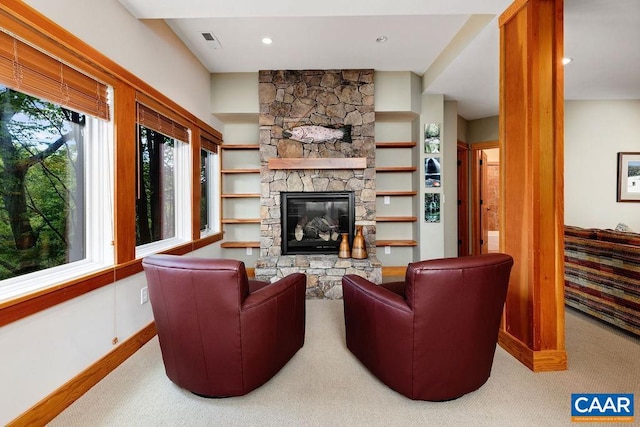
[382,266,407,277]
[9,322,157,426]
[498,329,568,372]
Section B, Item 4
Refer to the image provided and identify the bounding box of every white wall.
[419,94,446,260]
[565,100,640,231]
[443,101,459,257]
[467,116,499,143]
[0,2,219,424]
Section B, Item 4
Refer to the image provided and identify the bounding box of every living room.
[0,0,638,425]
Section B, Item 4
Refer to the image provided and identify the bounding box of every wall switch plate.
[383,196,391,205]
[384,246,391,254]
[246,247,252,255]
[140,286,149,305]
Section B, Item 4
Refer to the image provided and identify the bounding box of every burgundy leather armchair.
[342,253,513,401]
[142,255,306,397]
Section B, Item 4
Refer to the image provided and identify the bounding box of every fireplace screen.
[281,191,355,255]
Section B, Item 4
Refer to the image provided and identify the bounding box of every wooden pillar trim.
[499,330,568,372]
[498,0,567,371]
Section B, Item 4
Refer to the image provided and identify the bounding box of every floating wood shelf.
[375,240,418,247]
[268,157,367,170]
[376,216,417,222]
[220,241,260,248]
[221,169,260,174]
[375,166,417,172]
[221,144,259,150]
[376,191,418,196]
[375,142,417,148]
[221,193,260,198]
[221,218,261,224]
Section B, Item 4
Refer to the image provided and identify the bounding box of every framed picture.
[424,123,440,153]
[617,152,640,202]
[424,157,441,188]
[424,193,440,223]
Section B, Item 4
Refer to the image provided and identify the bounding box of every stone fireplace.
[254,69,381,298]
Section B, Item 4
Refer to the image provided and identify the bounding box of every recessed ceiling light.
[562,57,573,65]
[376,36,388,43]
[262,37,273,45]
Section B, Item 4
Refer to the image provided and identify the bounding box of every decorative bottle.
[351,225,367,259]
[338,233,351,258]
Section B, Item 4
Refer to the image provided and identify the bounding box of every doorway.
[471,142,500,255]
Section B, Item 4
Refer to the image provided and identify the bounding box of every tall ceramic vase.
[351,225,367,259]
[338,233,351,258]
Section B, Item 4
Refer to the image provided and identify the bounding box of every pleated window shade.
[200,131,220,153]
[136,103,189,143]
[0,30,110,120]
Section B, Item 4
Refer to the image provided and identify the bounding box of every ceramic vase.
[338,233,351,258]
[351,225,367,259]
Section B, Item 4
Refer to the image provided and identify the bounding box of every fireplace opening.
[281,191,355,255]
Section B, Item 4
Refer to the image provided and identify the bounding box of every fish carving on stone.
[282,124,352,143]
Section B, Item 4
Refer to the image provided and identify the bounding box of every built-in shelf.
[269,157,367,170]
[376,216,417,222]
[221,193,260,198]
[375,142,417,148]
[217,120,261,260]
[375,166,417,173]
[221,169,260,174]
[220,144,259,150]
[376,191,418,196]
[220,241,260,248]
[221,218,261,224]
[375,240,418,247]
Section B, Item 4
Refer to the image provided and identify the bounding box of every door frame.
[457,141,470,256]
[470,140,499,255]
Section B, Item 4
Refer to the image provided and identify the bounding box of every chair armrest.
[380,281,405,297]
[248,279,270,293]
[242,273,306,310]
[342,275,410,313]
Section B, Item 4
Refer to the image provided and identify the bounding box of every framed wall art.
[424,157,441,188]
[617,152,640,202]
[424,193,440,223]
[424,123,440,154]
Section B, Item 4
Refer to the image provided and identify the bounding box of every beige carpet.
[49,301,639,426]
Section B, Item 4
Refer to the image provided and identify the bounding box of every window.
[200,135,220,236]
[0,29,113,300]
[135,103,191,257]
[0,5,223,320]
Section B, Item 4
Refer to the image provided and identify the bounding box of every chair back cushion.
[405,253,513,400]
[142,255,249,395]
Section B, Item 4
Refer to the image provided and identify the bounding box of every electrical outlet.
[383,196,390,205]
[140,286,149,305]
[384,246,391,254]
[246,247,252,255]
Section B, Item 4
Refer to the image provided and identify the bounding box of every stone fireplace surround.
[254,69,382,299]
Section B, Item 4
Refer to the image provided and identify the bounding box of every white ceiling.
[118,0,640,121]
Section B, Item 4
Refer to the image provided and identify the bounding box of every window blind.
[0,29,110,120]
[137,103,189,143]
[201,131,219,153]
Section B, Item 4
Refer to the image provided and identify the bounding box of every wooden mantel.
[268,157,367,170]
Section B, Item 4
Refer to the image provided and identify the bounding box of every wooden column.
[498,0,567,371]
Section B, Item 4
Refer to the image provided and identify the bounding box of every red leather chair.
[142,255,306,397]
[342,253,513,401]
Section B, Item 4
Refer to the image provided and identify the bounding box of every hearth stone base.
[255,255,382,299]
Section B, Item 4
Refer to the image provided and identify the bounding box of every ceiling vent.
[201,32,223,49]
